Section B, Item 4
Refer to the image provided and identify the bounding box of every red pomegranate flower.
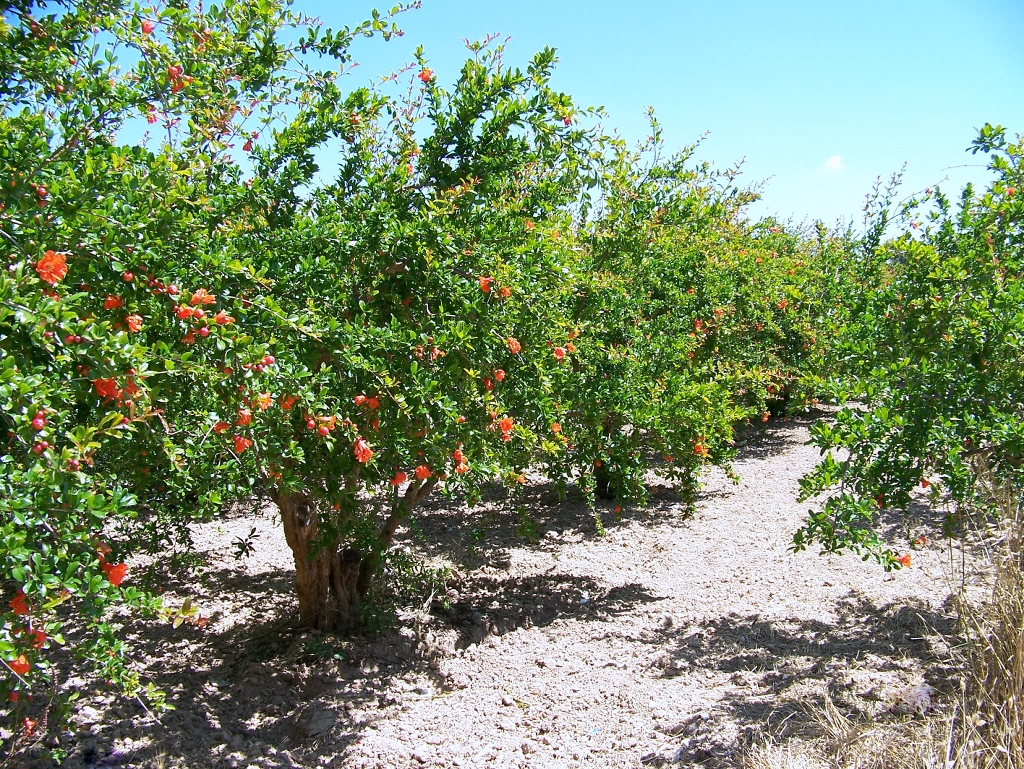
[353,438,373,463]
[175,304,195,320]
[896,554,912,568]
[498,416,514,434]
[35,250,67,285]
[390,471,408,485]
[125,314,143,333]
[102,562,128,586]
[232,435,253,455]
[213,310,234,325]
[8,594,29,616]
[9,655,29,676]
[493,369,505,382]
[235,409,252,426]
[414,464,431,480]
[418,68,433,83]
[92,378,120,400]
[213,421,230,434]
[551,422,561,434]
[189,288,216,306]
[279,394,296,410]
[506,337,521,354]
[254,393,273,411]
[552,347,566,361]
[478,276,493,294]
[141,19,155,34]
[103,295,124,310]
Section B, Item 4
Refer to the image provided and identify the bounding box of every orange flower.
[524,220,535,231]
[254,393,273,411]
[506,337,522,354]
[102,562,128,586]
[103,295,124,310]
[35,250,67,285]
[213,310,234,325]
[418,68,433,83]
[125,314,143,333]
[279,394,296,410]
[776,299,788,310]
[498,416,514,434]
[235,409,252,426]
[895,554,912,568]
[354,438,373,463]
[478,276,493,294]
[232,435,253,455]
[390,471,408,485]
[455,462,469,474]
[552,346,566,361]
[453,448,466,463]
[565,342,576,353]
[92,378,120,400]
[175,304,195,320]
[499,286,512,298]
[551,422,561,434]
[189,288,216,306]
[213,421,231,434]
[456,415,466,423]
[414,464,431,480]
[9,655,29,676]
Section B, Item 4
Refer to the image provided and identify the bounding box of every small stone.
[501,695,514,707]
[410,744,432,763]
[521,740,534,754]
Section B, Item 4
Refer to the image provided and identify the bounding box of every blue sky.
[309,0,1024,226]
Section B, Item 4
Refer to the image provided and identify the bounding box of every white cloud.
[823,154,846,172]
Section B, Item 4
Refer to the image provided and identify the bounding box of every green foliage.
[796,125,1024,565]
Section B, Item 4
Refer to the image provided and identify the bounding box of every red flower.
[235,409,252,426]
[483,377,494,391]
[102,562,128,586]
[103,295,124,310]
[366,397,380,410]
[35,250,67,285]
[390,471,407,485]
[213,310,234,325]
[453,448,466,463]
[499,286,512,298]
[565,342,576,353]
[493,369,505,382]
[921,478,931,488]
[254,393,273,411]
[175,304,195,320]
[232,435,253,455]
[93,378,120,400]
[418,68,433,83]
[478,276,493,294]
[8,594,29,616]
[125,314,143,333]
[213,421,230,434]
[353,395,367,406]
[414,464,431,480]
[455,462,469,474]
[167,64,183,79]
[552,347,566,361]
[551,422,561,434]
[895,554,912,568]
[693,442,709,457]
[28,630,45,649]
[506,337,521,354]
[141,19,155,34]
[761,412,769,423]
[354,438,373,463]
[498,416,514,434]
[146,111,158,124]
[9,655,29,676]
[279,394,296,410]
[524,220,535,231]
[189,288,216,306]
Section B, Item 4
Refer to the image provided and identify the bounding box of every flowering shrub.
[795,125,1024,564]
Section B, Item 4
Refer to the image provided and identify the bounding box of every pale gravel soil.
[44,412,972,769]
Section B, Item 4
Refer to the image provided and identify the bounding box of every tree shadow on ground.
[638,592,959,767]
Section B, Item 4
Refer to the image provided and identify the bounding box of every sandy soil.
[48,412,967,769]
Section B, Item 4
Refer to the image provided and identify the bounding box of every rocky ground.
[44,412,970,768]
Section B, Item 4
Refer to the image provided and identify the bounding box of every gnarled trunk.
[272,476,438,632]
[273,490,363,631]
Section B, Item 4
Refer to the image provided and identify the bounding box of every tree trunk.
[273,490,363,631]
[272,477,438,632]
